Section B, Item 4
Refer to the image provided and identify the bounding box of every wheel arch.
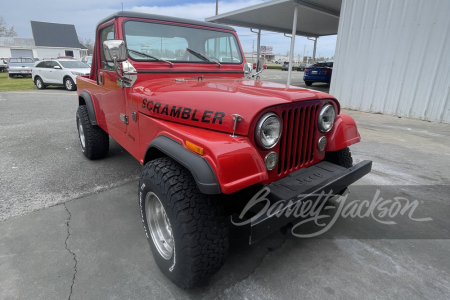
[143,135,221,195]
[78,91,98,125]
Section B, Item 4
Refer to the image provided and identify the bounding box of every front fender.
[139,114,268,195]
[325,113,361,151]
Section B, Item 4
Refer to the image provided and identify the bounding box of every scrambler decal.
[142,98,225,124]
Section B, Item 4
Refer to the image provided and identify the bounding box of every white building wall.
[35,48,81,60]
[0,48,11,57]
[330,0,450,123]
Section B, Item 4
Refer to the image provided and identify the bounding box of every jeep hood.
[134,78,338,136]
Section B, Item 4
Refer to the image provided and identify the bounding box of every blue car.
[303,60,333,86]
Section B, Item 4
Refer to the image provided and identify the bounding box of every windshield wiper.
[128,49,173,66]
[186,48,221,67]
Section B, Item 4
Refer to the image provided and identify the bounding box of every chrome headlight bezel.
[318,104,336,133]
[255,113,282,149]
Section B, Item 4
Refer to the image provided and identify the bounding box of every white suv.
[32,59,90,91]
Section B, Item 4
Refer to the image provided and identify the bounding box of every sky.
[2,0,337,58]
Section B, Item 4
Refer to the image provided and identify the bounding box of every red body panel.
[77,15,361,195]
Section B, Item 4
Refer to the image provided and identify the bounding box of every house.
[0,21,88,60]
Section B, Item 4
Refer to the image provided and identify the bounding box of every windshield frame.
[122,19,244,65]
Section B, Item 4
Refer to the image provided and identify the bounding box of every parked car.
[303,60,333,86]
[0,58,8,72]
[7,57,35,77]
[75,11,371,288]
[297,64,306,71]
[281,62,294,71]
[32,59,90,91]
[81,56,93,66]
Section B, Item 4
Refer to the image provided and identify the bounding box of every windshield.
[124,21,243,63]
[59,61,89,68]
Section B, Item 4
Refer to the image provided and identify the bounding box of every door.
[96,23,127,133]
[11,49,33,58]
[38,61,54,82]
[45,61,64,83]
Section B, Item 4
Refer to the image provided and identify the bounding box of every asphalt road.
[1,86,450,299]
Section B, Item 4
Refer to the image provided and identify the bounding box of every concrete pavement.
[1,86,450,299]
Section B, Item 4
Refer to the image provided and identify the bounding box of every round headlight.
[318,104,336,133]
[256,113,282,149]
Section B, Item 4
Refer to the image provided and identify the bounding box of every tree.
[78,37,94,55]
[0,16,18,37]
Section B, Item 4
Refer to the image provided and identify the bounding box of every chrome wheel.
[65,79,73,90]
[36,78,42,88]
[145,192,174,260]
[78,121,85,148]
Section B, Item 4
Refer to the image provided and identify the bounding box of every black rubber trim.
[146,136,221,195]
[136,70,244,74]
[79,91,98,125]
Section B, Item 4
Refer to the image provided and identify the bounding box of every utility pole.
[215,0,218,15]
[303,45,306,63]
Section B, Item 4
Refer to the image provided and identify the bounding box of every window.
[65,50,74,57]
[99,24,115,70]
[46,61,59,68]
[36,62,46,68]
[205,36,241,63]
[124,21,242,63]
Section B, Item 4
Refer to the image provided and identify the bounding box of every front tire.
[325,147,353,168]
[76,105,109,159]
[65,77,76,91]
[35,76,46,89]
[139,157,228,288]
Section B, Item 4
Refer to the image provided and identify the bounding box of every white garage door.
[10,49,34,58]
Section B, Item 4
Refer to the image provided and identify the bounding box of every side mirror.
[103,40,127,63]
[244,63,252,74]
[54,65,61,69]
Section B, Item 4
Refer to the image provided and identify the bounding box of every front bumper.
[233,160,372,244]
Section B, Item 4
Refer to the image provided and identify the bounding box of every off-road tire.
[325,147,353,168]
[139,157,229,288]
[35,76,46,89]
[305,81,313,86]
[76,105,109,159]
[65,77,76,91]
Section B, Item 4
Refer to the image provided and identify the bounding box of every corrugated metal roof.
[330,0,450,123]
[0,37,35,48]
[206,0,341,37]
[30,21,81,48]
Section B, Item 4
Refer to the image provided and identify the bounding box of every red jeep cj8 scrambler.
[76,11,372,288]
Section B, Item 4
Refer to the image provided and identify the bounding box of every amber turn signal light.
[186,141,204,156]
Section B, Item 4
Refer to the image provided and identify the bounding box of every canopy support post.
[287,5,298,85]
[256,29,261,72]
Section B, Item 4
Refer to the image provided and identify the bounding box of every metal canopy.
[205,0,341,38]
[206,0,341,85]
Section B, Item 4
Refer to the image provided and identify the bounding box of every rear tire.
[76,105,109,159]
[8,74,13,78]
[325,147,353,168]
[139,157,229,288]
[65,77,76,91]
[305,81,312,86]
[35,76,46,89]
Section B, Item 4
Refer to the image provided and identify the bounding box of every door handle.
[99,72,104,85]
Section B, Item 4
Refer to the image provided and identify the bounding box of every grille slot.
[277,104,319,175]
